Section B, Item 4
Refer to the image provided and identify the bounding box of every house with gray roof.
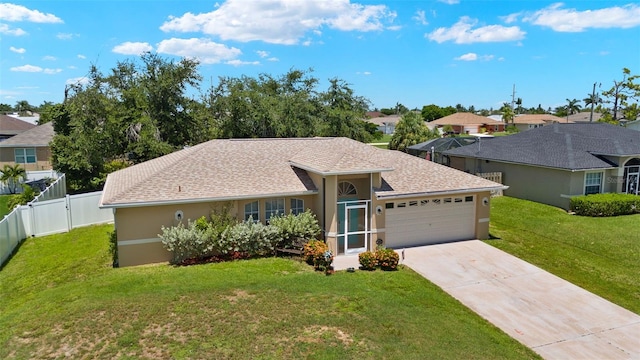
[100,137,504,267]
[444,123,640,209]
[0,122,54,171]
[0,114,36,142]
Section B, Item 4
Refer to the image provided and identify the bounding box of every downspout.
[322,178,326,241]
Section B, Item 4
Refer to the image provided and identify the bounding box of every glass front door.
[337,201,368,255]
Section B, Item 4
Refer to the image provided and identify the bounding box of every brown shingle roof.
[0,114,36,136]
[513,114,567,124]
[430,113,499,126]
[0,122,54,147]
[100,137,502,207]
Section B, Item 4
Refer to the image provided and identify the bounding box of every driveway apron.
[401,240,640,360]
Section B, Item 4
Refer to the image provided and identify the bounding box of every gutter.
[375,185,508,200]
[100,190,319,209]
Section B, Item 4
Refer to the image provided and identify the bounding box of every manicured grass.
[0,224,539,359]
[0,195,15,218]
[487,196,640,314]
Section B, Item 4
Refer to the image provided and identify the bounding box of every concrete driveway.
[399,240,640,359]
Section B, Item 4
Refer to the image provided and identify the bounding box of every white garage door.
[385,196,475,249]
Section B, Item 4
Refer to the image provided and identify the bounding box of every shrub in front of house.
[159,220,211,264]
[303,240,332,271]
[376,248,399,271]
[221,219,280,257]
[358,251,378,270]
[268,210,321,248]
[570,193,640,217]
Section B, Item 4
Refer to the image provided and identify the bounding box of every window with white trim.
[14,148,36,164]
[244,201,259,222]
[584,172,603,195]
[265,198,285,223]
[290,198,304,215]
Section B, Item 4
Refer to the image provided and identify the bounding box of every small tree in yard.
[1,164,27,194]
[389,112,436,152]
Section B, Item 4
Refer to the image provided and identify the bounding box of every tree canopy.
[49,55,379,193]
[388,112,437,152]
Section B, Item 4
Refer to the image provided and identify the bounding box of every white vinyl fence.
[1,191,113,266]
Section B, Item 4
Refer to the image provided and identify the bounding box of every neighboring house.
[567,112,603,123]
[427,113,505,134]
[444,123,640,210]
[100,137,505,267]
[407,137,481,165]
[5,112,40,126]
[0,122,54,171]
[0,114,36,142]
[625,119,640,131]
[511,114,567,132]
[367,114,401,134]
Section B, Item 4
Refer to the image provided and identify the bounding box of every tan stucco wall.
[474,191,491,239]
[0,147,52,171]
[115,195,316,267]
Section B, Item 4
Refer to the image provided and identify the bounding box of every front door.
[626,172,639,195]
[337,201,368,255]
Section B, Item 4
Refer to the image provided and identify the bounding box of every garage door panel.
[385,200,475,248]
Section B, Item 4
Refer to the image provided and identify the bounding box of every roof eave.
[289,161,394,176]
[444,154,618,172]
[100,190,319,209]
[375,185,508,200]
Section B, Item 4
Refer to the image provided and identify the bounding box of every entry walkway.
[334,241,640,359]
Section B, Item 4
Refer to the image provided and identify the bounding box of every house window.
[584,172,603,195]
[385,203,394,209]
[265,198,285,223]
[14,148,36,164]
[244,201,259,222]
[290,198,304,215]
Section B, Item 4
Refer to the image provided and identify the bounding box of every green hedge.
[570,193,640,217]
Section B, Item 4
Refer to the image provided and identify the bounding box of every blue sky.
[1,0,639,112]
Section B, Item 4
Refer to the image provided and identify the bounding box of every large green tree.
[601,68,640,121]
[388,112,436,152]
[51,54,203,192]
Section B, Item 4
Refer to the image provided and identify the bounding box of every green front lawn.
[0,225,539,359]
[488,196,640,314]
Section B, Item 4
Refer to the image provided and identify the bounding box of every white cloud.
[413,10,428,26]
[10,64,62,74]
[42,55,56,61]
[11,64,42,72]
[356,71,372,75]
[256,50,269,58]
[0,23,27,36]
[427,16,525,44]
[57,33,76,40]
[454,53,495,61]
[501,12,521,24]
[0,3,63,23]
[9,46,26,53]
[226,59,260,66]
[524,3,640,32]
[438,0,459,4]
[160,0,397,45]
[43,68,62,74]
[66,77,89,86]
[267,57,279,62]
[112,41,153,55]
[156,37,242,64]
[77,54,86,59]
[455,53,477,61]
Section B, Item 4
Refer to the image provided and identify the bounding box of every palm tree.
[0,164,27,194]
[565,98,582,120]
[389,112,435,152]
[584,93,602,122]
[500,103,514,125]
[14,100,32,116]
